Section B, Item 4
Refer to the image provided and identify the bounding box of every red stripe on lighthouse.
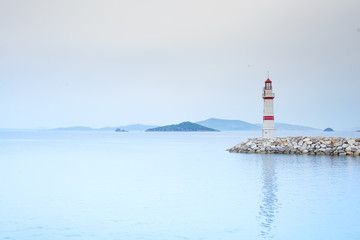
[263,116,274,120]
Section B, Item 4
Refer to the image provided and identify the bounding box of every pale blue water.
[0,130,360,240]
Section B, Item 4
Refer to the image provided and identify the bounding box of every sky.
[0,0,359,130]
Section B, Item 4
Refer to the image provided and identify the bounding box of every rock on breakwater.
[227,137,360,156]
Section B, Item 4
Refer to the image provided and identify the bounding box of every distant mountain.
[324,127,334,132]
[0,128,33,132]
[347,127,360,132]
[98,124,158,131]
[274,123,319,131]
[99,124,158,131]
[121,124,158,131]
[146,121,220,132]
[98,127,117,131]
[50,126,94,131]
[49,124,158,132]
[196,118,260,131]
[254,122,319,131]
[196,118,318,131]
[47,120,319,132]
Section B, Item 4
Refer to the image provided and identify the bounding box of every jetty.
[227,137,360,156]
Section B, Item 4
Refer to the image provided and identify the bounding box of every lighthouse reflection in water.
[258,154,280,239]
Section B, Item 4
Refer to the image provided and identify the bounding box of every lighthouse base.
[262,128,275,139]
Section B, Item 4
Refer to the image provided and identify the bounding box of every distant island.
[48,124,158,132]
[46,118,325,132]
[115,128,128,132]
[146,121,220,132]
[196,118,260,131]
[324,128,334,132]
[50,126,94,131]
[196,118,319,131]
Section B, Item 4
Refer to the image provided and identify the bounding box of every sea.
[0,130,360,240]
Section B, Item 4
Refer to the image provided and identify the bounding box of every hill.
[196,118,260,131]
[146,122,220,132]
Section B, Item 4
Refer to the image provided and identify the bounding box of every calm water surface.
[0,131,360,240]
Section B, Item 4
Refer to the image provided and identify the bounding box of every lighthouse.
[262,78,275,138]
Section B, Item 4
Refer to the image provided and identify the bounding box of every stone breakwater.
[227,137,360,156]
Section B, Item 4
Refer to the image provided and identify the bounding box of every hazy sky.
[0,0,359,129]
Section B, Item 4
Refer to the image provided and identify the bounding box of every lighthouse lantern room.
[262,78,275,138]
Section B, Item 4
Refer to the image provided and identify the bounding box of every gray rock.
[227,137,360,157]
[334,142,343,147]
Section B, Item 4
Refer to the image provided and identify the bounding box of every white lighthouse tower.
[262,78,275,138]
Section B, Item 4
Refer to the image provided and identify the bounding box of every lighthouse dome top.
[265,78,272,83]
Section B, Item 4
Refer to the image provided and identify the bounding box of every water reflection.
[258,154,280,239]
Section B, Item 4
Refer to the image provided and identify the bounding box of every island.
[324,128,334,132]
[115,128,128,132]
[145,121,220,132]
